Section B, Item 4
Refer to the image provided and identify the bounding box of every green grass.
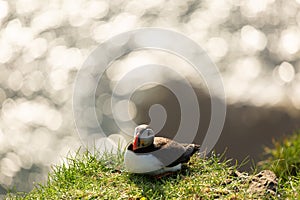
[259,130,300,198]
[260,130,300,179]
[6,131,300,199]
[7,150,267,200]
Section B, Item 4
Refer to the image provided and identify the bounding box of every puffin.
[124,124,200,176]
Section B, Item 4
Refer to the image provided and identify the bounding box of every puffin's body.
[124,125,200,175]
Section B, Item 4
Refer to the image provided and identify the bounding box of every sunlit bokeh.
[0,0,300,195]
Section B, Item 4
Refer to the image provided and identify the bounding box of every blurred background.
[1,0,300,195]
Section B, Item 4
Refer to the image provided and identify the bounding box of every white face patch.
[134,128,154,149]
[134,124,149,137]
[140,128,154,138]
[133,126,155,149]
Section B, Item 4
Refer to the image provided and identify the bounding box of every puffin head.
[132,124,155,151]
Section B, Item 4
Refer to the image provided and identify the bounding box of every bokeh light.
[278,62,295,83]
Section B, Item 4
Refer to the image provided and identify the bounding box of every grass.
[259,130,300,198]
[6,150,265,200]
[5,130,300,199]
[260,130,300,179]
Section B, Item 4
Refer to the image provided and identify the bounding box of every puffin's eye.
[146,129,153,136]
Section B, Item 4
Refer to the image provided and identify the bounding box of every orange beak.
[133,135,139,151]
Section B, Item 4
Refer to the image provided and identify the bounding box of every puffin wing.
[152,137,200,167]
[166,143,200,167]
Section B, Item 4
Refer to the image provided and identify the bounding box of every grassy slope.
[7,131,300,199]
[8,152,268,200]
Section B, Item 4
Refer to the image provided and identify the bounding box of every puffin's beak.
[133,135,139,151]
